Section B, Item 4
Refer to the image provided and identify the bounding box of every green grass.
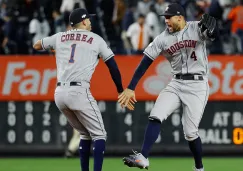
[0,157,242,171]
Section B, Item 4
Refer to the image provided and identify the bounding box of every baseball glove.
[198,13,217,39]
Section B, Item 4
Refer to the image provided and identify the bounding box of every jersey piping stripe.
[181,24,189,74]
[104,54,114,62]
[198,26,204,41]
[175,35,183,74]
[41,39,46,50]
[198,82,209,127]
[202,42,208,75]
[85,89,105,134]
[143,52,155,60]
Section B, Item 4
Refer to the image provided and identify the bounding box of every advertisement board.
[1,55,243,101]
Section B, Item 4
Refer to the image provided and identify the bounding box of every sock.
[141,120,161,158]
[79,139,92,171]
[188,137,203,169]
[93,139,106,171]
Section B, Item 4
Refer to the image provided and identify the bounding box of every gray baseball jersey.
[42,29,114,83]
[41,29,114,140]
[144,21,210,141]
[144,21,208,76]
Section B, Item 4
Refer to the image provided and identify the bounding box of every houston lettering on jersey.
[166,40,197,55]
[61,33,93,44]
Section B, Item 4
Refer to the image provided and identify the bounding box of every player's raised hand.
[118,91,135,110]
[118,88,137,109]
[124,100,135,111]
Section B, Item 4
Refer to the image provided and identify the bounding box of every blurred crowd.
[0,0,243,55]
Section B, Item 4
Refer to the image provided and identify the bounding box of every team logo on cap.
[82,14,86,18]
[177,11,180,14]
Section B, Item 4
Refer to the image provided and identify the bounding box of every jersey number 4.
[190,51,197,61]
[69,44,76,63]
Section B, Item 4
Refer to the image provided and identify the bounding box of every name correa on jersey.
[61,33,94,44]
[166,40,197,55]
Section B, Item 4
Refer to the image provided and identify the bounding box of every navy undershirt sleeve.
[128,55,153,90]
[105,57,123,93]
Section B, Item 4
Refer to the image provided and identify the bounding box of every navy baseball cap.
[159,3,185,17]
[69,8,95,27]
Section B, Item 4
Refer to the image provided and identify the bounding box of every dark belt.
[57,82,82,86]
[174,74,204,80]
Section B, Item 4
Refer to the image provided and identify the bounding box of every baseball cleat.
[64,149,76,158]
[194,167,204,171]
[123,150,149,169]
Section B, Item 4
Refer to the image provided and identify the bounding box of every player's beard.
[171,23,180,33]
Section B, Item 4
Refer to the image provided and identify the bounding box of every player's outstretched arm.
[33,34,58,51]
[33,39,55,53]
[33,40,43,50]
[118,55,153,107]
[105,57,134,110]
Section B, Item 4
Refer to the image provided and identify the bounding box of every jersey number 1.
[190,51,197,61]
[69,44,76,63]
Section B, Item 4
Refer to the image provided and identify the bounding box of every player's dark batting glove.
[198,13,217,39]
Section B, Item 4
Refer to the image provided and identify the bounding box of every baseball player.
[33,8,134,171]
[118,3,217,171]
